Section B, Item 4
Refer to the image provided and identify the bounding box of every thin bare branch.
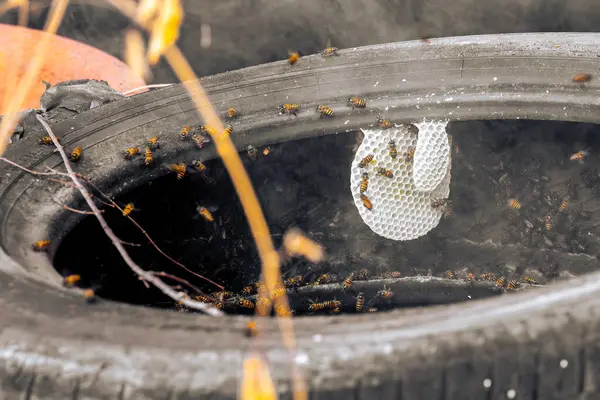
[62,204,104,215]
[35,114,222,316]
[151,271,214,300]
[75,173,225,290]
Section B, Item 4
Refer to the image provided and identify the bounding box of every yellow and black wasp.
[179,125,191,140]
[347,97,366,109]
[168,162,187,180]
[388,140,398,159]
[144,147,153,166]
[316,105,334,118]
[31,240,51,252]
[70,146,83,162]
[321,47,339,57]
[147,136,160,149]
[279,103,301,116]
[377,116,393,129]
[124,147,140,159]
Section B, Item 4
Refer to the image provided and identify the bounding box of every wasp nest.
[350,120,451,241]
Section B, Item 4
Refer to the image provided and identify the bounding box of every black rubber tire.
[3,33,600,399]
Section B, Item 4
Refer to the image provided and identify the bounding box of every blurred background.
[3,0,600,83]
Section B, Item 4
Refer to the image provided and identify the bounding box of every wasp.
[442,202,454,220]
[192,160,206,171]
[359,172,369,194]
[239,299,255,309]
[194,294,213,303]
[38,135,53,145]
[522,276,538,284]
[310,300,340,313]
[213,291,234,301]
[377,116,393,129]
[545,215,553,231]
[572,73,592,83]
[168,162,187,180]
[226,108,237,119]
[179,125,191,140]
[244,321,258,337]
[197,206,215,222]
[271,287,287,299]
[199,125,218,136]
[84,288,96,303]
[124,146,140,159]
[279,103,301,116]
[147,136,160,149]
[479,273,496,281]
[403,146,415,162]
[342,272,355,289]
[431,198,449,209]
[274,304,295,316]
[359,154,374,168]
[313,274,329,286]
[465,272,475,283]
[559,198,568,213]
[507,198,521,210]
[356,292,365,312]
[360,193,373,211]
[222,125,234,138]
[347,97,366,109]
[321,47,339,57]
[288,50,303,65]
[32,240,50,252]
[308,301,328,312]
[192,133,208,148]
[378,285,394,299]
[70,146,83,162]
[367,307,378,313]
[388,140,398,159]
[144,147,153,166]
[376,167,394,178]
[122,202,135,217]
[446,270,456,279]
[316,105,334,118]
[242,285,255,295]
[332,306,342,314]
[284,275,303,288]
[263,147,271,156]
[496,276,506,289]
[570,149,590,162]
[506,279,519,291]
[63,274,81,287]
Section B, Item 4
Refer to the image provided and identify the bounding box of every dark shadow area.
[53,119,600,315]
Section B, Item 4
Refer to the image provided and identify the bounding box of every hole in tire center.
[52,120,600,315]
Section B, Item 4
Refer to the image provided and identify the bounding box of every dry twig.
[35,113,222,316]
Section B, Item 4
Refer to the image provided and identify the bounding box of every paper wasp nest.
[350,121,451,241]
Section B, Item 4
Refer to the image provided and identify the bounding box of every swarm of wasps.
[173,268,403,316]
[444,269,543,293]
[354,123,420,212]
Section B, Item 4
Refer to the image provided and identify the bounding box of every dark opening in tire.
[52,119,600,316]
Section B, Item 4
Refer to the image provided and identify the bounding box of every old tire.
[2,33,600,399]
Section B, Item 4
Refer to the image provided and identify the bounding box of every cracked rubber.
[3,33,600,399]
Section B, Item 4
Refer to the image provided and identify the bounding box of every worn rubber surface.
[3,33,600,399]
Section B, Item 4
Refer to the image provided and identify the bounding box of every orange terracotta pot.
[0,23,145,111]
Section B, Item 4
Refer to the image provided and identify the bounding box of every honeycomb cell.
[350,122,452,241]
